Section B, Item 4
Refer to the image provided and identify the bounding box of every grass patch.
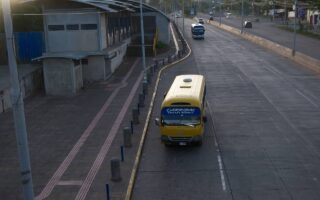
[156,41,167,49]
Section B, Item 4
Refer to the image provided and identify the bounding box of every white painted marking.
[206,101,227,191]
[296,89,319,108]
[217,155,227,191]
[57,180,83,186]
[75,72,144,200]
[36,59,139,200]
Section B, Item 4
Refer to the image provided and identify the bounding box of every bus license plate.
[179,142,187,146]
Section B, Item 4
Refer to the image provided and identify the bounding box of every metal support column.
[1,0,35,199]
[140,0,147,83]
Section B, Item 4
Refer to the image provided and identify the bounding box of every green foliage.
[12,4,43,32]
[1,3,43,32]
[156,41,167,49]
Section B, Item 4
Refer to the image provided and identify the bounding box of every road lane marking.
[36,59,139,200]
[75,72,144,200]
[217,155,227,191]
[125,22,191,200]
[57,180,83,186]
[296,89,319,108]
[206,101,227,191]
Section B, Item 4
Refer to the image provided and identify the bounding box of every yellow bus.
[155,74,206,146]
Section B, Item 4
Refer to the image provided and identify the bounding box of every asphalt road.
[198,14,320,60]
[132,18,320,200]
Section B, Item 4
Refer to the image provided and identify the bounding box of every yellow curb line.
[124,24,192,200]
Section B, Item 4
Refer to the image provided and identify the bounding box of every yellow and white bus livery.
[155,74,206,146]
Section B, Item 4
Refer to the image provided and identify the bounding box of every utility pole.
[1,0,35,199]
[285,0,287,23]
[241,0,244,33]
[273,0,275,22]
[183,0,185,35]
[252,0,255,17]
[292,0,297,56]
[140,0,147,83]
[219,2,222,25]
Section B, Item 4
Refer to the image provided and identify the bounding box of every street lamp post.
[182,0,185,35]
[241,0,244,33]
[273,0,275,22]
[219,2,222,25]
[139,0,147,83]
[292,0,297,56]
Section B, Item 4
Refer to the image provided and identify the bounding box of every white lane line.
[217,155,227,191]
[57,181,83,186]
[36,59,139,200]
[296,89,319,108]
[206,101,227,191]
[75,72,144,200]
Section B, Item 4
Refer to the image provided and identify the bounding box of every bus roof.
[191,23,204,28]
[162,74,205,107]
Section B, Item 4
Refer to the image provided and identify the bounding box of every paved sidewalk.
[0,29,179,200]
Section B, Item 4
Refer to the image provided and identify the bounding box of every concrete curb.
[206,19,320,73]
[124,22,192,200]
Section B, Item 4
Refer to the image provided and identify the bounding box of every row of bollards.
[106,20,189,200]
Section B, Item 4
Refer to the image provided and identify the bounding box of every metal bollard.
[143,82,148,95]
[147,69,152,82]
[130,120,133,134]
[139,93,145,107]
[105,184,110,200]
[120,145,125,161]
[132,108,139,124]
[137,103,140,113]
[167,55,171,63]
[110,158,121,182]
[123,127,132,148]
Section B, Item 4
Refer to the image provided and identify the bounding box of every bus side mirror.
[203,116,207,123]
[155,118,160,126]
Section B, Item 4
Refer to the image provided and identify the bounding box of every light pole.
[219,2,222,25]
[241,0,244,33]
[292,0,297,56]
[1,0,35,199]
[252,0,255,17]
[182,0,185,35]
[273,0,275,22]
[140,0,147,83]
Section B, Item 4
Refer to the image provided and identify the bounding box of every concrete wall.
[132,12,170,45]
[0,67,43,114]
[44,8,99,53]
[100,13,107,50]
[109,38,131,73]
[43,58,83,95]
[155,12,170,44]
[83,38,131,82]
[83,56,106,82]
